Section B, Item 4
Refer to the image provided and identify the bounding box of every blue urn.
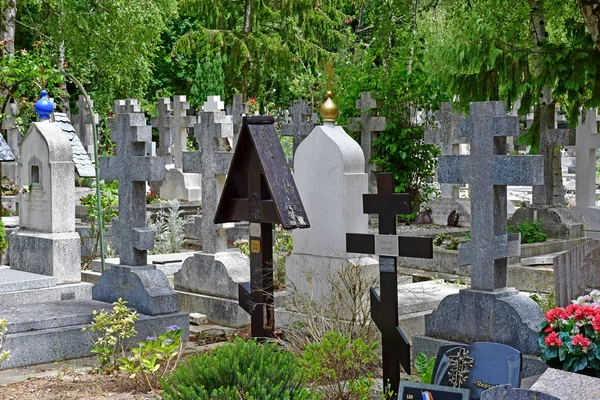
[34,90,55,120]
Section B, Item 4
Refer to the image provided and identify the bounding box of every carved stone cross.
[70,95,98,159]
[281,100,317,167]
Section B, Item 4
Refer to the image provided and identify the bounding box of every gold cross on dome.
[325,62,335,92]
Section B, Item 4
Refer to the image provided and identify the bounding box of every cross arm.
[438,155,543,186]
[363,193,412,215]
[182,150,203,174]
[346,233,433,259]
[458,233,520,266]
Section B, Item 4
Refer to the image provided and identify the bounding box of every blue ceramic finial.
[34,90,54,120]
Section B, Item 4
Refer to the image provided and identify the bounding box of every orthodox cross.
[325,62,335,92]
[100,99,166,266]
[226,93,248,148]
[70,95,98,159]
[281,100,317,167]
[437,101,543,291]
[348,92,387,194]
[215,116,310,338]
[182,98,233,254]
[152,96,196,168]
[346,173,433,397]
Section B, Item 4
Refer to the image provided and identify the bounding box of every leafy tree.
[189,46,225,108]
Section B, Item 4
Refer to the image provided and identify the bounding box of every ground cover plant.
[508,219,548,244]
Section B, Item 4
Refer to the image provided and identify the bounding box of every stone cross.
[152,96,197,169]
[70,95,98,159]
[203,95,224,112]
[281,100,317,167]
[349,92,387,193]
[183,97,233,254]
[437,102,543,291]
[532,104,575,206]
[574,109,600,207]
[226,93,248,148]
[346,173,433,397]
[100,99,166,266]
[424,103,467,198]
[2,102,20,182]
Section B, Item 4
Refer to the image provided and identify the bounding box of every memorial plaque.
[399,382,469,400]
[375,235,399,256]
[433,342,522,400]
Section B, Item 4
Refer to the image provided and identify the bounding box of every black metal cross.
[346,173,433,397]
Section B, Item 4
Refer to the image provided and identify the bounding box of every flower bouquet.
[539,290,600,376]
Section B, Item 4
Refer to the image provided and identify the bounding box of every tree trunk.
[58,40,70,113]
[1,0,16,57]
[579,0,600,53]
[241,0,252,100]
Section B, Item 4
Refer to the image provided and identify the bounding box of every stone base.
[286,253,378,320]
[412,336,548,379]
[9,230,81,284]
[177,291,250,328]
[92,265,179,316]
[159,168,201,202]
[0,282,92,307]
[425,197,471,227]
[509,205,583,239]
[0,299,189,370]
[424,288,544,354]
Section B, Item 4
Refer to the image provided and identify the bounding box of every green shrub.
[414,353,436,384]
[508,219,548,244]
[0,317,10,365]
[161,338,315,399]
[0,218,8,257]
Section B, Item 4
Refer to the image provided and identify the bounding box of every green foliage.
[189,47,225,108]
[147,199,188,255]
[0,317,10,364]
[80,181,119,269]
[301,331,378,399]
[161,338,315,399]
[508,219,548,244]
[530,289,557,313]
[414,353,436,384]
[84,298,139,373]
[433,233,460,251]
[1,177,18,195]
[0,217,8,257]
[119,325,184,392]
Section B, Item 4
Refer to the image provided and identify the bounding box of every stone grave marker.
[433,342,522,400]
[2,101,20,183]
[152,96,200,201]
[398,382,469,400]
[348,92,387,193]
[573,109,600,207]
[226,93,248,148]
[424,102,471,225]
[174,96,251,327]
[346,172,433,395]
[414,101,546,375]
[530,367,600,399]
[70,95,98,160]
[481,385,559,400]
[93,99,184,317]
[215,115,310,338]
[281,100,317,166]
[552,239,600,307]
[10,90,80,284]
[53,112,95,178]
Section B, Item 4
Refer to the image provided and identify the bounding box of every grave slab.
[0,282,93,308]
[530,367,600,400]
[0,269,56,293]
[481,384,559,400]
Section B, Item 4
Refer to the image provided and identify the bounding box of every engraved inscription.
[251,240,261,253]
[374,234,398,256]
[379,256,395,273]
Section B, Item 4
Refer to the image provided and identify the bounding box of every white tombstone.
[286,107,377,311]
[10,120,81,284]
[203,96,225,112]
[574,109,600,207]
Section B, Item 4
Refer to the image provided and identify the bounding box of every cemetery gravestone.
[530,367,600,399]
[174,96,251,327]
[152,96,201,201]
[70,95,98,160]
[93,99,182,317]
[53,112,96,178]
[215,116,310,337]
[346,172,433,395]
[2,101,19,183]
[348,92,386,194]
[481,385,559,400]
[10,91,81,284]
[414,101,546,376]
[552,239,600,307]
[424,102,471,226]
[281,100,317,166]
[573,109,600,207]
[398,382,469,400]
[226,93,248,148]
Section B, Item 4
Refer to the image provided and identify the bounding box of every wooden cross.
[325,62,335,92]
[100,99,166,266]
[346,173,433,398]
[437,102,543,291]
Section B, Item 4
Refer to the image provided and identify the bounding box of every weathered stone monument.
[414,101,546,376]
[70,95,99,160]
[348,92,387,193]
[215,115,310,338]
[53,112,96,178]
[553,239,600,307]
[10,91,81,284]
[1,101,20,184]
[226,93,248,148]
[424,102,471,225]
[281,100,317,166]
[286,71,378,315]
[573,109,600,207]
[151,96,200,201]
[175,96,250,327]
[93,99,186,324]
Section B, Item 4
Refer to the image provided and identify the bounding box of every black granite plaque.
[399,382,469,400]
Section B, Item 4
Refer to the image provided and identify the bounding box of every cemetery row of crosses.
[0,68,600,399]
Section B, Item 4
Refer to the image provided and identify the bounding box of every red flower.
[593,316,600,332]
[571,334,591,350]
[546,308,567,324]
[545,331,562,347]
[249,98,256,104]
[544,326,554,333]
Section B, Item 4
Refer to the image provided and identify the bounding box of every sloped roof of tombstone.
[215,115,310,229]
[53,112,95,177]
[0,131,15,162]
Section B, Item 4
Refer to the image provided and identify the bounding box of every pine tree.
[190,49,225,108]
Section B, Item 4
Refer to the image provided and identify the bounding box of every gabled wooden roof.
[215,116,310,229]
